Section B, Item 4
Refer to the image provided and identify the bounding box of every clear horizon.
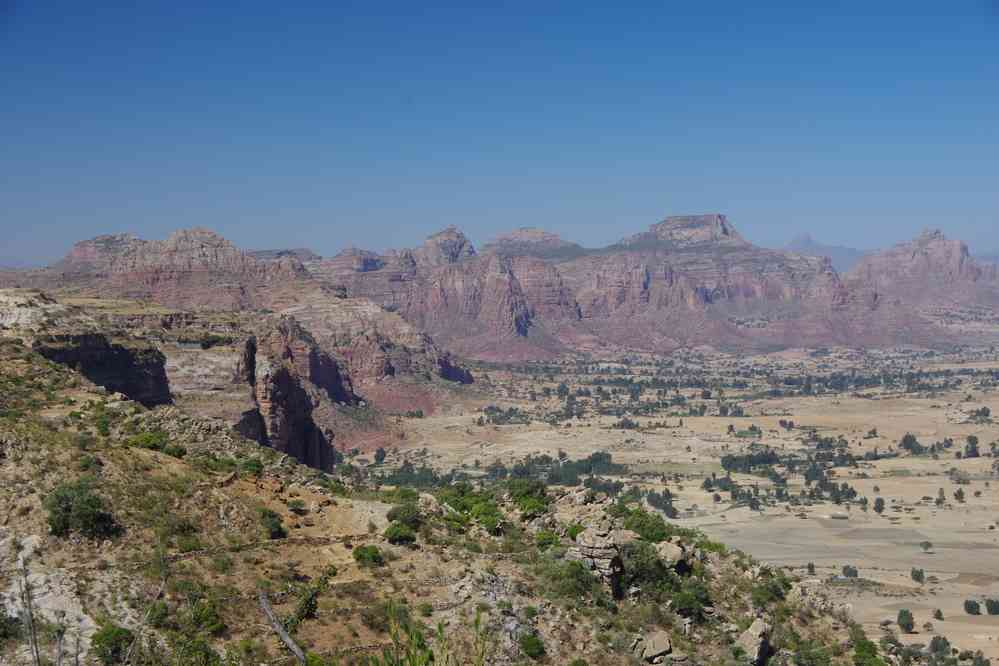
[2,2,997,266]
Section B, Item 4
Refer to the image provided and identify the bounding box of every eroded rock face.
[482,227,586,259]
[565,519,626,597]
[317,215,930,358]
[846,229,999,304]
[234,317,355,469]
[33,334,172,407]
[18,218,999,360]
[31,228,319,311]
[736,618,772,666]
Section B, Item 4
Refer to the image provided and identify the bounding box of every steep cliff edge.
[232,317,356,469]
[18,228,323,311]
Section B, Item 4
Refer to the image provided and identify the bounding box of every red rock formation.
[846,229,999,303]
[35,228,320,310]
[234,317,356,469]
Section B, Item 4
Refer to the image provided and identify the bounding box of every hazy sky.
[2,2,997,266]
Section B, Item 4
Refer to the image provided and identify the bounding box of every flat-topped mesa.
[41,227,317,310]
[54,233,147,274]
[413,226,476,266]
[619,214,748,249]
[482,227,585,259]
[248,248,322,263]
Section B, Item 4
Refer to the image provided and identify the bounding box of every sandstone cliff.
[27,228,323,311]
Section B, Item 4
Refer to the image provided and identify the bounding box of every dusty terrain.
[390,347,999,660]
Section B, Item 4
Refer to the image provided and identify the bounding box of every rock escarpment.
[846,229,999,304]
[322,215,905,357]
[233,317,356,469]
[33,334,172,407]
[25,228,321,311]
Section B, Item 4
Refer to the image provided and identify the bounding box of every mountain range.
[4,215,999,361]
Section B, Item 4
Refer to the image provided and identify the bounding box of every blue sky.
[2,2,997,266]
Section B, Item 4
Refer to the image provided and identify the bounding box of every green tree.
[44,477,121,539]
[897,609,914,633]
[91,623,134,665]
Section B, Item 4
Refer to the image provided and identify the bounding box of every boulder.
[641,630,672,662]
[736,618,772,665]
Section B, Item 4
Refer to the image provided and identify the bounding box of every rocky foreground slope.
[0,339,900,665]
[6,216,999,361]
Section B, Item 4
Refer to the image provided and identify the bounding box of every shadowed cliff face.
[32,334,172,407]
[232,318,356,470]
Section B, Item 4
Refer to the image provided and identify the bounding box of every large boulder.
[566,519,624,595]
[641,630,672,662]
[736,618,772,665]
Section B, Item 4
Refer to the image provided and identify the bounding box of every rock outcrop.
[33,333,172,407]
[233,317,356,469]
[846,229,999,304]
[736,618,772,666]
[23,228,321,311]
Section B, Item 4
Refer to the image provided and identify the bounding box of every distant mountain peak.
[619,213,747,249]
[786,234,866,273]
[482,227,584,259]
[415,226,476,265]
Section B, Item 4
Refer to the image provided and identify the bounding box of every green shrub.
[751,575,789,608]
[965,599,981,615]
[258,508,286,539]
[519,632,546,659]
[353,545,385,568]
[897,609,914,633]
[985,598,999,615]
[241,458,264,477]
[386,503,422,530]
[163,444,187,458]
[183,598,227,637]
[384,522,416,545]
[44,477,121,539]
[91,623,134,665]
[534,529,559,550]
[127,430,169,451]
[0,609,22,643]
[672,578,711,621]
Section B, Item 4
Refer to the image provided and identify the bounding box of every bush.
[673,577,711,620]
[841,565,859,578]
[964,599,981,615]
[353,545,385,568]
[91,623,135,665]
[384,522,416,545]
[519,632,546,659]
[0,609,22,643]
[258,508,286,539]
[897,609,914,633]
[985,598,999,615]
[535,529,559,550]
[386,503,422,530]
[126,430,169,451]
[910,568,925,584]
[163,444,187,458]
[241,458,264,477]
[44,477,121,539]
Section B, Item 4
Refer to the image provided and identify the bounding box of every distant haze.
[1,3,996,266]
